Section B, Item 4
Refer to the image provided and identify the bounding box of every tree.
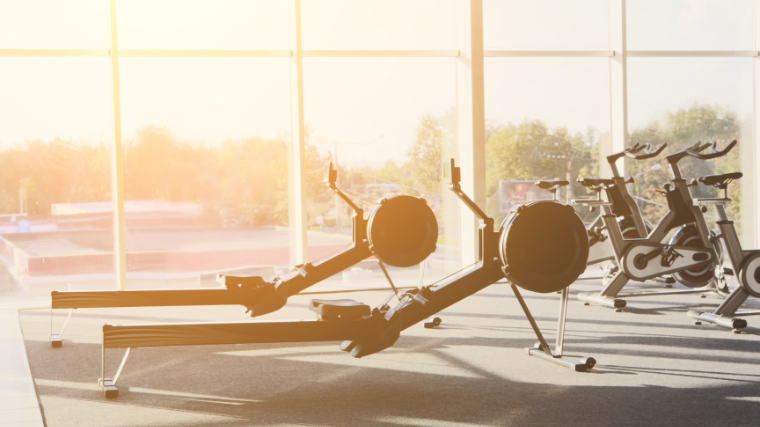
[627,104,743,230]
[403,115,443,195]
[0,138,111,215]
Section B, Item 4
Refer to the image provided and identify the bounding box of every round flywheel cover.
[367,195,438,268]
[499,201,588,293]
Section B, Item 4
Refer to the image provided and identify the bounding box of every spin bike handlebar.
[623,142,667,160]
[686,140,736,160]
[607,142,667,164]
[666,142,709,164]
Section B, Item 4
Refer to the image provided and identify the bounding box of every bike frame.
[578,144,724,310]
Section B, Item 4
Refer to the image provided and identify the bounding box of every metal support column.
[751,0,760,247]
[454,0,487,265]
[608,0,629,178]
[287,0,308,265]
[107,0,127,290]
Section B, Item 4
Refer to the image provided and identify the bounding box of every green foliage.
[624,104,744,232]
[0,125,328,227]
[403,115,444,194]
[0,138,111,215]
[216,136,288,226]
[0,103,745,234]
[484,120,599,221]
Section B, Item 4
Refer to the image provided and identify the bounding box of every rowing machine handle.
[623,142,667,160]
[686,140,736,160]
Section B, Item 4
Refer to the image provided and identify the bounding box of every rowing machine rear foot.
[99,378,118,398]
[424,317,442,329]
[526,347,597,372]
[50,333,62,348]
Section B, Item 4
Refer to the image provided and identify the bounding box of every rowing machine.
[50,162,439,346]
[95,159,596,397]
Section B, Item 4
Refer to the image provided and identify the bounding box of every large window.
[626,0,756,245]
[626,57,753,239]
[0,0,109,49]
[484,58,610,223]
[301,0,455,50]
[627,0,752,51]
[303,57,460,285]
[119,57,292,289]
[0,57,114,298]
[483,1,610,224]
[1,0,759,300]
[116,0,289,50]
[483,0,608,50]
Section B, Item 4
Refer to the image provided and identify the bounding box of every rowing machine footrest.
[220,274,267,289]
[310,299,371,320]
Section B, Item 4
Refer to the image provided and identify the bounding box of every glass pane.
[301,0,455,50]
[627,57,752,242]
[484,0,608,50]
[116,0,288,50]
[302,57,460,287]
[0,58,114,301]
[627,0,752,50]
[119,58,292,289]
[484,58,610,224]
[0,0,109,49]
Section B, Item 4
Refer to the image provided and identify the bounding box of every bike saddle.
[577,177,614,188]
[310,299,371,320]
[535,180,569,190]
[698,172,742,189]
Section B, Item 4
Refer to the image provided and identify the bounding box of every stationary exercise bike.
[576,142,729,310]
[540,143,707,289]
[685,142,760,331]
[542,143,664,267]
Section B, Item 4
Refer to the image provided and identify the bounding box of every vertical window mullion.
[108,0,127,289]
[750,0,759,246]
[288,0,308,264]
[609,0,628,178]
[455,0,486,266]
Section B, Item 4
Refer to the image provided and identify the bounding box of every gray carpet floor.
[18,280,760,427]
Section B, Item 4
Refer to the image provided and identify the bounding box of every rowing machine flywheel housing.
[367,195,439,267]
[499,201,589,293]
